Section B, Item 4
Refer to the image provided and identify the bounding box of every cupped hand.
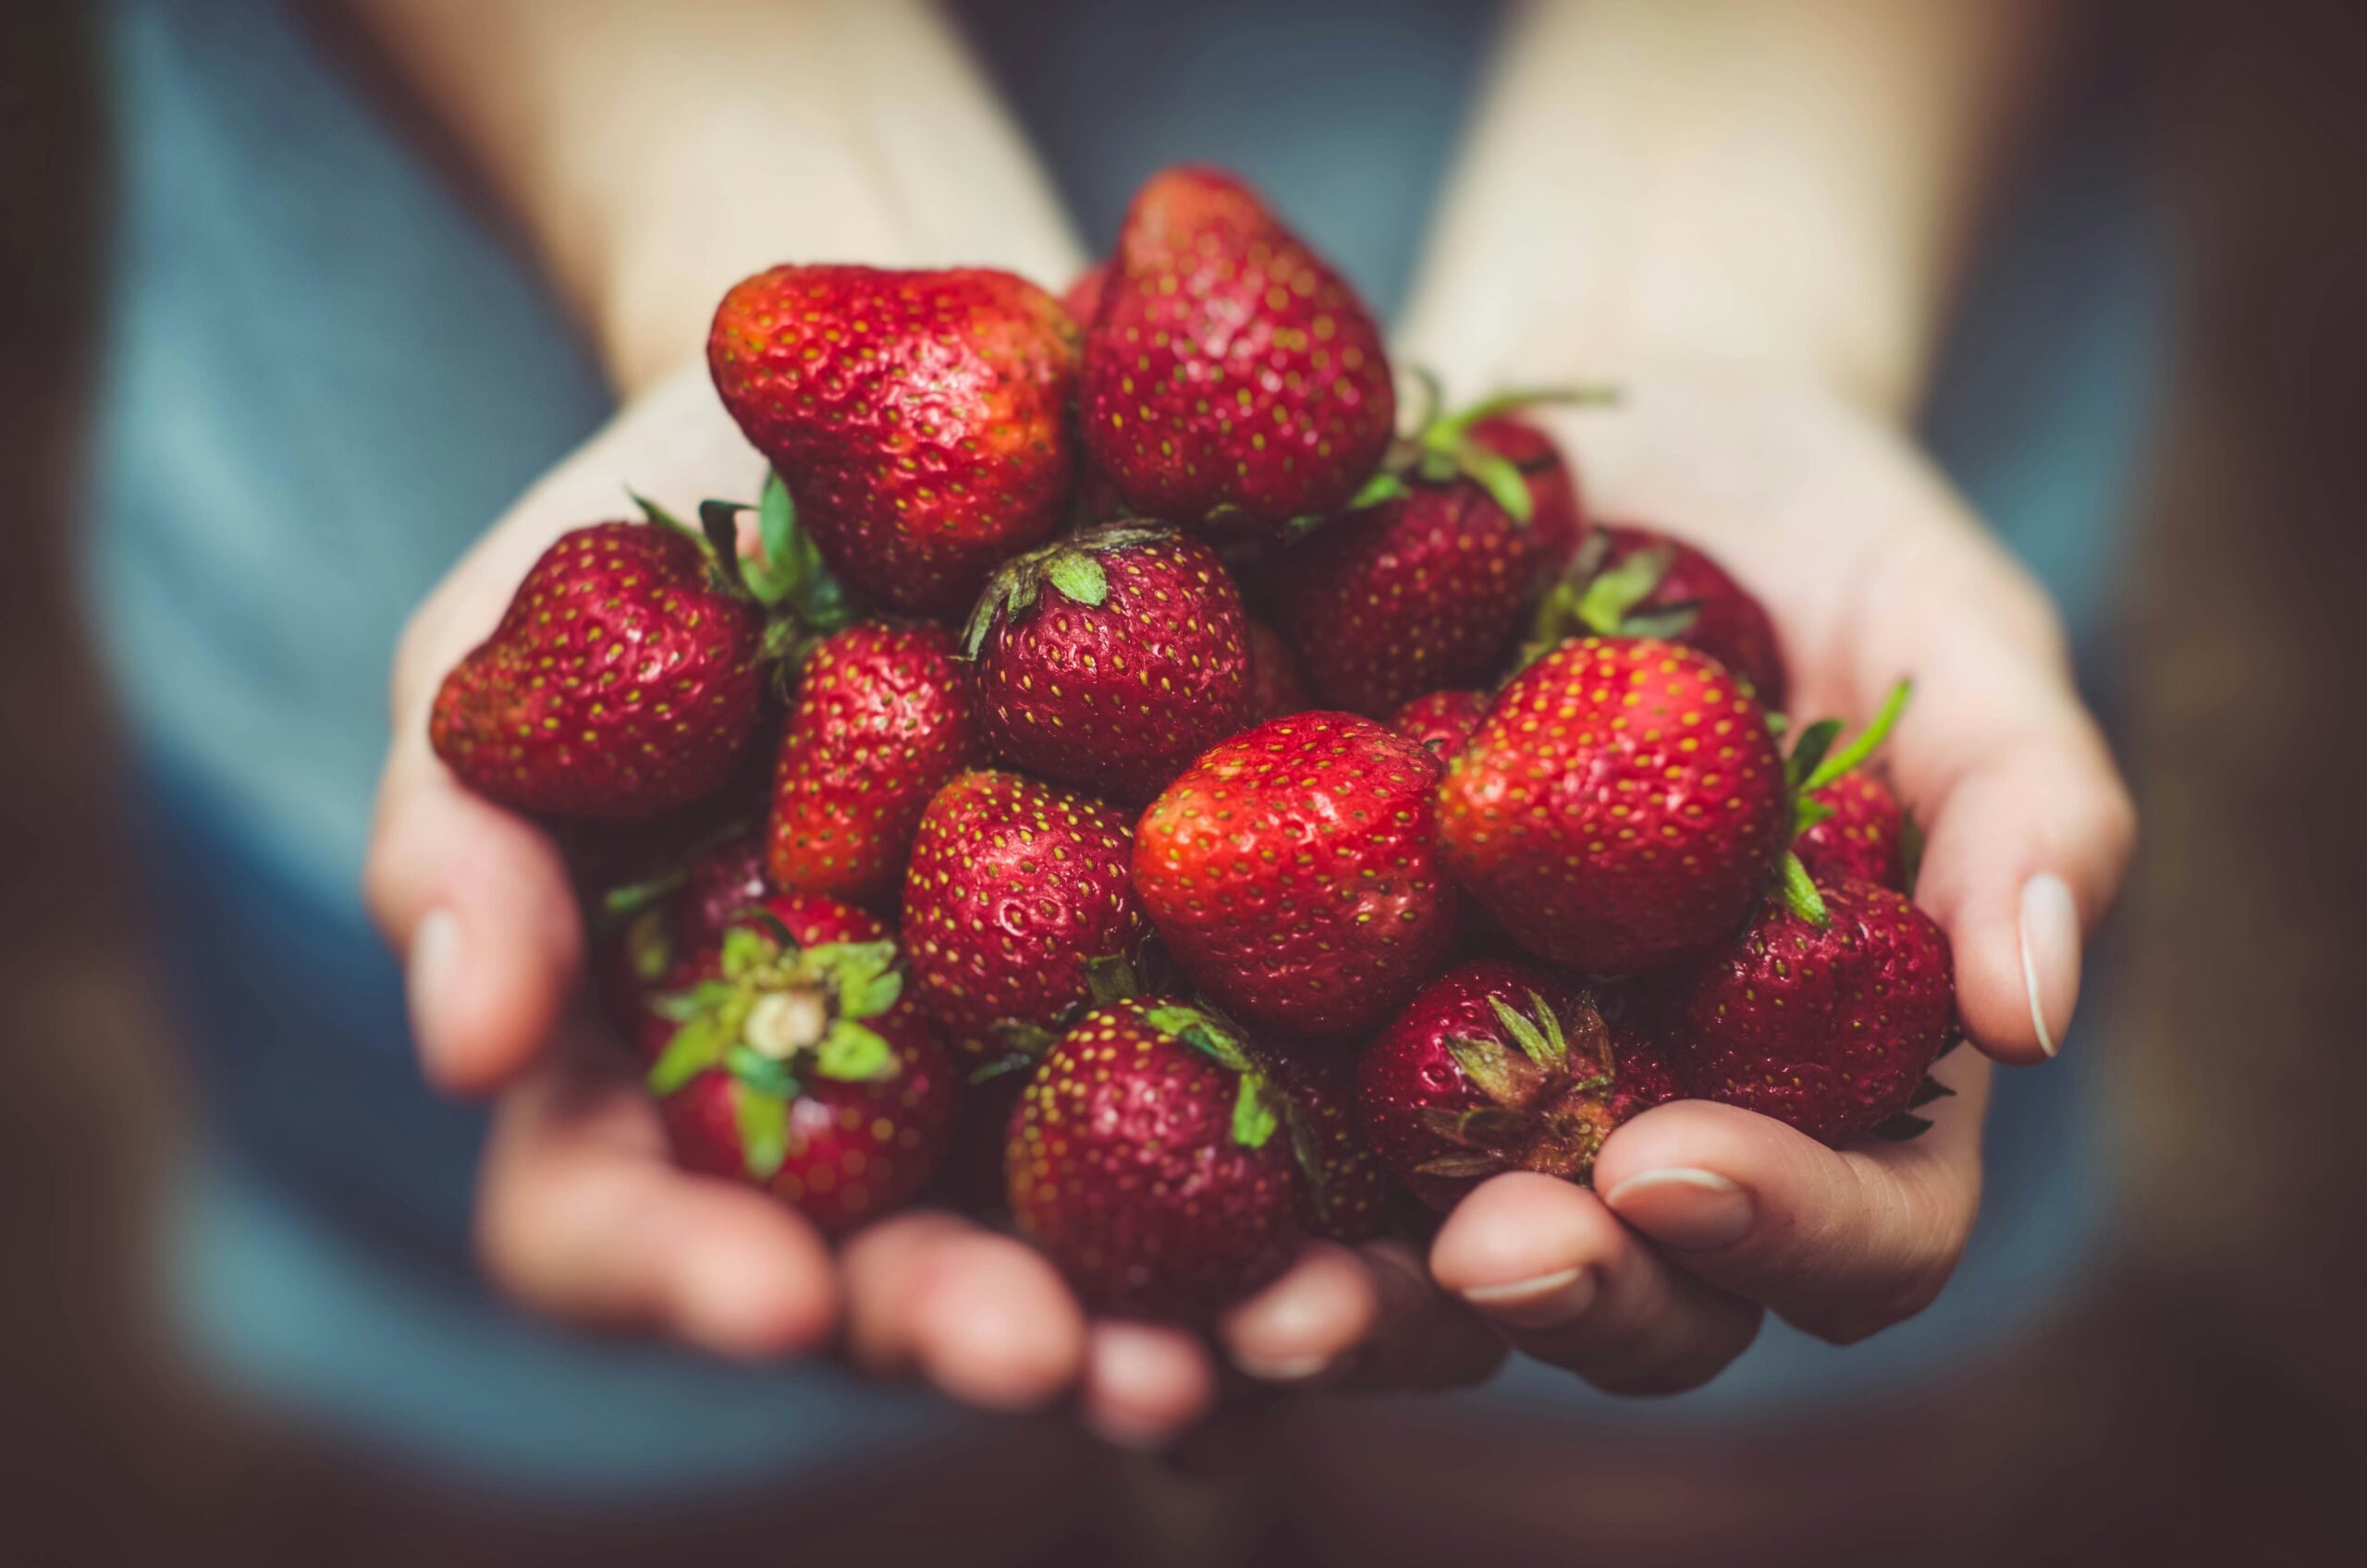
[1431,374,2136,1390]
[364,361,1501,1446]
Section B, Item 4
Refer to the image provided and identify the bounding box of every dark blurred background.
[5,1,2364,1563]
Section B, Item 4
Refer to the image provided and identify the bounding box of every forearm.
[343,0,1082,394]
[1401,0,2060,419]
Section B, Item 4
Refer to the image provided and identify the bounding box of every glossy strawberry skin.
[1795,770,1909,891]
[1006,1002,1302,1318]
[974,531,1251,802]
[1271,482,1544,718]
[1355,960,1681,1211]
[1134,712,1458,1041]
[1662,879,1955,1145]
[1387,689,1491,761]
[1587,524,1789,709]
[1438,638,1788,975]
[431,523,766,821]
[709,265,1080,619]
[902,770,1147,1060]
[1467,414,1587,572]
[1240,619,1314,727]
[768,622,981,908]
[1082,166,1394,533]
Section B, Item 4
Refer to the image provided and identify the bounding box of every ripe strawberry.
[1795,770,1911,892]
[1134,712,1458,1041]
[646,894,957,1233]
[708,265,1080,618]
[965,523,1250,802]
[1081,166,1394,535]
[1661,877,1956,1145]
[431,521,767,820]
[597,827,775,1050]
[902,770,1148,1060]
[1259,1052,1391,1242]
[1466,412,1587,571]
[1532,523,1789,709]
[1269,480,1545,717]
[1386,689,1490,761]
[1006,1000,1302,1317]
[1240,618,1313,727]
[768,621,981,908]
[1355,960,1681,1210]
[1437,637,1789,974]
[1061,263,1108,327]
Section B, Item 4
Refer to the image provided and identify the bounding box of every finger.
[1080,1323,1219,1450]
[843,1219,1085,1412]
[1593,1057,1989,1344]
[365,742,583,1095]
[1839,519,2136,1066]
[1217,1241,1504,1392]
[1340,1240,1511,1391]
[1429,1174,1761,1395]
[475,1040,839,1358]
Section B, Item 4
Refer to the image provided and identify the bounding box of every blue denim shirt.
[89,0,2160,1495]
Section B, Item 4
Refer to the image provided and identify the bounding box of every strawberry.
[768,621,981,908]
[1006,1000,1302,1317]
[646,894,957,1234]
[1061,263,1108,327]
[1134,712,1458,1041]
[708,265,1080,619]
[1660,876,1956,1145]
[1259,1052,1391,1243]
[1531,523,1789,708]
[430,520,767,821]
[1355,960,1681,1210]
[1269,479,1545,717]
[1795,769,1912,892]
[1466,412,1587,571]
[1386,689,1490,761]
[1437,637,1789,974]
[1240,618,1313,727]
[1081,165,1394,536]
[597,827,775,1050]
[965,523,1250,802]
[902,769,1148,1060]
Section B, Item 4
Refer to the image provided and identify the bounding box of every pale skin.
[354,0,2135,1443]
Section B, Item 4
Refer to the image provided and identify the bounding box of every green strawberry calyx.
[960,521,1176,658]
[644,913,906,1180]
[631,473,860,689]
[1527,532,1706,663]
[1417,990,1625,1184]
[1374,371,1621,526]
[1139,1002,1286,1152]
[1773,680,1914,927]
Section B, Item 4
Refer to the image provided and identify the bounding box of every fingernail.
[1232,1351,1332,1383]
[1458,1265,1597,1329]
[2018,873,2080,1058]
[407,909,460,1065]
[1602,1169,1754,1251]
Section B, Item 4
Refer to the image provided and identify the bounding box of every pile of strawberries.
[432,166,1956,1322]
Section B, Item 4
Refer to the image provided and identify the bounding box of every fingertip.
[1429,1172,1611,1327]
[1218,1243,1380,1382]
[665,1192,843,1360]
[1083,1323,1217,1450]
[909,1233,1086,1412]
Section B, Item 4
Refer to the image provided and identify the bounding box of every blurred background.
[4,0,2363,1563]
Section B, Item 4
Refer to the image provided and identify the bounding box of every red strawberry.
[1134,712,1458,1041]
[597,827,775,1047]
[1081,166,1394,536]
[768,621,981,908]
[902,770,1148,1060]
[1438,637,1789,974]
[1661,877,1956,1145]
[1466,413,1587,571]
[1532,523,1789,709]
[1240,618,1313,726]
[1796,770,1911,891]
[1270,480,1545,717]
[1260,1053,1391,1243]
[1355,960,1681,1210]
[431,521,767,820]
[1061,263,1108,326]
[708,265,1080,618]
[965,523,1250,802]
[1386,689,1490,761]
[1006,1000,1303,1317]
[646,895,957,1234]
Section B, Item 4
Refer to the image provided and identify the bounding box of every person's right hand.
[365,361,1503,1447]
